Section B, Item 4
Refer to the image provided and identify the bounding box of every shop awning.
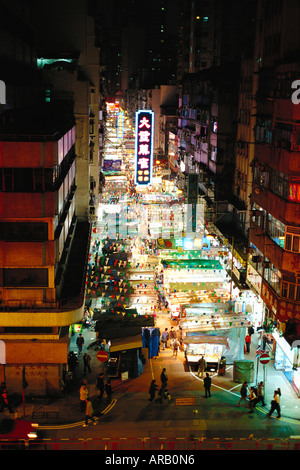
[162,259,224,270]
[110,334,143,353]
[183,335,229,347]
[180,313,252,331]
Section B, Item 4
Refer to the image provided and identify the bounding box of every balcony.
[249,223,300,272]
[0,220,91,327]
[252,182,300,226]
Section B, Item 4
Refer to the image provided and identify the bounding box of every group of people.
[148,368,170,403]
[237,381,281,418]
[160,326,182,357]
[79,374,113,427]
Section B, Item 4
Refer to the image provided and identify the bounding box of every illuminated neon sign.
[134,110,154,186]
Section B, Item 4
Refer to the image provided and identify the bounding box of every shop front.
[108,334,144,379]
[183,335,228,372]
[272,330,300,397]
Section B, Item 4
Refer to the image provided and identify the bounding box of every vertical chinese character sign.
[134,110,154,186]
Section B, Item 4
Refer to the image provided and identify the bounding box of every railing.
[1,437,300,451]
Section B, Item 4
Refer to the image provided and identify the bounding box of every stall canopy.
[180,313,252,332]
[110,334,143,353]
[161,259,224,270]
[183,335,229,347]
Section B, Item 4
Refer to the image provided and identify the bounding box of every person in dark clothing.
[203,373,211,398]
[248,386,257,413]
[160,368,168,392]
[96,373,105,400]
[148,379,158,402]
[76,333,84,355]
[105,379,112,403]
[83,353,91,375]
[255,381,266,407]
[237,381,249,407]
[267,390,281,418]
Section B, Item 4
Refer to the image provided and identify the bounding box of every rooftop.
[0,103,75,141]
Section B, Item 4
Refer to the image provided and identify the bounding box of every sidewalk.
[12,320,300,426]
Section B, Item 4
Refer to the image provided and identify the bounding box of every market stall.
[161,258,231,309]
[183,335,229,372]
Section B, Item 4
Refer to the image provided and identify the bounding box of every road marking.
[190,368,300,425]
[150,359,154,380]
[38,398,117,430]
[176,397,195,405]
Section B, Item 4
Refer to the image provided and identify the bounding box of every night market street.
[1,1,300,454]
[3,92,300,452]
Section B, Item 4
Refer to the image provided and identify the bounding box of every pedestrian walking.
[255,381,266,407]
[237,381,249,407]
[76,333,84,355]
[160,368,168,392]
[96,372,105,401]
[248,386,257,413]
[157,368,169,403]
[79,380,89,411]
[267,389,281,418]
[161,328,169,350]
[172,340,179,358]
[83,352,91,375]
[197,355,207,378]
[83,399,97,427]
[169,326,177,342]
[203,373,211,398]
[245,334,251,353]
[0,384,13,413]
[178,326,183,348]
[148,379,158,402]
[105,379,112,403]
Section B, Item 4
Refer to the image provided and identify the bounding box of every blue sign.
[134,110,154,186]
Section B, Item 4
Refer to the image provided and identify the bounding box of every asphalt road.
[40,346,300,445]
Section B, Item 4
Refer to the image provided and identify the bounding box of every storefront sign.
[73,324,83,333]
[103,159,122,172]
[134,110,154,186]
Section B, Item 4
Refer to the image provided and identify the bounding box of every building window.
[285,232,300,253]
[0,222,48,241]
[253,166,269,188]
[281,280,300,302]
[289,177,300,202]
[2,268,48,287]
[251,203,266,231]
[249,243,263,275]
[270,170,289,200]
[0,168,54,192]
[267,214,285,248]
[263,261,281,295]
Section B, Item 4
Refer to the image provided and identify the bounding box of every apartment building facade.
[0,0,101,395]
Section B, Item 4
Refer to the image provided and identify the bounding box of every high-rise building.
[248,0,300,348]
[0,0,100,395]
